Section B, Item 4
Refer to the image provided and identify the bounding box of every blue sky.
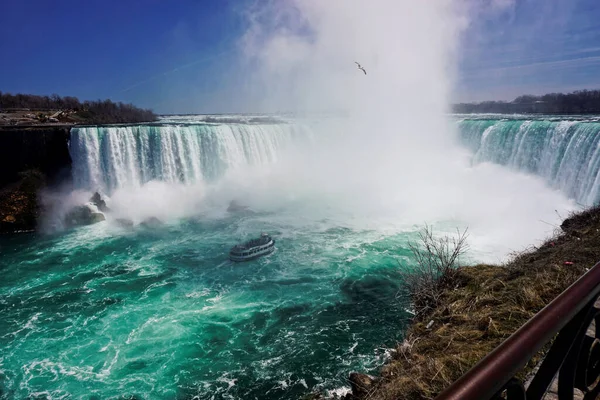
[458,0,600,102]
[0,0,251,113]
[1,0,600,112]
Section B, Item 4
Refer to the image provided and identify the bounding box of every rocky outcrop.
[0,126,72,234]
[90,192,110,213]
[227,200,248,212]
[139,217,164,229]
[0,126,72,188]
[0,169,46,234]
[64,205,105,228]
[227,200,255,215]
[115,218,134,228]
[60,192,110,229]
[346,373,378,399]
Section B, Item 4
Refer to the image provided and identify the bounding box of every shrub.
[401,225,469,320]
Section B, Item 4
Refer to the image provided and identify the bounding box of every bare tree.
[401,225,469,319]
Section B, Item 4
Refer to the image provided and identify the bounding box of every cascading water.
[69,122,310,193]
[458,117,600,205]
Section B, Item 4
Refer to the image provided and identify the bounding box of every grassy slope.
[350,207,600,400]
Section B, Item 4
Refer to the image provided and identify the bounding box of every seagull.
[354,61,367,75]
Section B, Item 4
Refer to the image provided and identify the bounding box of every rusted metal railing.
[435,262,600,400]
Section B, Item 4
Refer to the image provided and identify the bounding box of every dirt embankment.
[341,207,600,400]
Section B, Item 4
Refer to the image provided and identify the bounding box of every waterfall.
[70,117,600,205]
[69,123,310,193]
[458,118,600,205]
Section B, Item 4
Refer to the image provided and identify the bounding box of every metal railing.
[435,262,600,400]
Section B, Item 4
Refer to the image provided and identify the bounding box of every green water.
[0,211,413,399]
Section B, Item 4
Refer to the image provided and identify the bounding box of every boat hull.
[229,240,275,262]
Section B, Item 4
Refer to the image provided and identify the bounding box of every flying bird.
[354,61,367,75]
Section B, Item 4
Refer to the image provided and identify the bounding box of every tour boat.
[229,233,275,262]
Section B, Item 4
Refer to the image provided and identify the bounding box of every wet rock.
[349,372,377,398]
[227,199,248,212]
[139,217,163,229]
[64,205,105,227]
[227,200,255,215]
[90,212,105,223]
[89,191,110,212]
[115,218,134,228]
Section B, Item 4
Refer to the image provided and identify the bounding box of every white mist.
[55,0,577,262]
[234,0,576,261]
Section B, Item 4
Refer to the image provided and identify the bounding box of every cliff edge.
[0,126,72,234]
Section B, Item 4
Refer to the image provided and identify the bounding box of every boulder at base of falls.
[227,200,255,215]
[115,218,134,228]
[64,205,105,228]
[139,217,163,229]
[89,192,110,213]
[227,200,248,212]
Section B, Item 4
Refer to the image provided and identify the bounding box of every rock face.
[89,192,110,212]
[0,127,72,234]
[0,169,46,234]
[64,205,105,228]
[115,218,134,228]
[227,200,255,215]
[0,126,72,188]
[139,217,163,229]
[227,200,247,212]
[348,373,377,399]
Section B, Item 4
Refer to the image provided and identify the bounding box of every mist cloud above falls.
[59,0,577,261]
[241,0,466,117]
[232,0,576,259]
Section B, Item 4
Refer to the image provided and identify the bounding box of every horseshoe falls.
[458,117,600,205]
[0,116,581,399]
[69,123,310,193]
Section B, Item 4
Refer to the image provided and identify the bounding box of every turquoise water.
[0,210,413,399]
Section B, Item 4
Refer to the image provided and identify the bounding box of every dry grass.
[350,206,600,400]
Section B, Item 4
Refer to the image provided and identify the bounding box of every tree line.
[453,89,600,114]
[0,92,158,123]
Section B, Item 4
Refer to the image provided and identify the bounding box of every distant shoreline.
[452,89,600,114]
[1,92,158,126]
